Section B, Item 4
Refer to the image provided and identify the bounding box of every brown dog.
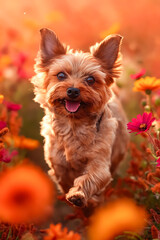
[31,28,128,208]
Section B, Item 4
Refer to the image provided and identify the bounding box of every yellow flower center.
[139,123,147,131]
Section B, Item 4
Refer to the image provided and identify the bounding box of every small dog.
[31,28,128,208]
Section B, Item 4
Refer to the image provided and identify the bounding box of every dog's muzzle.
[67,88,80,99]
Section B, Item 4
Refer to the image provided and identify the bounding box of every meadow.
[0,0,160,239]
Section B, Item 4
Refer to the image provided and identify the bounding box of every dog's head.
[32,28,122,119]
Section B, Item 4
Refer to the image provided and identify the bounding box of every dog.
[31,28,128,209]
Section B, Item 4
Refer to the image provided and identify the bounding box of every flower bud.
[144,105,151,112]
[141,99,147,107]
[155,98,160,106]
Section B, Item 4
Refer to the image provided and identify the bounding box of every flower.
[157,157,160,167]
[44,223,81,240]
[0,127,9,137]
[130,68,146,80]
[0,95,4,104]
[151,225,160,239]
[0,164,54,223]
[0,121,8,137]
[88,199,147,240]
[3,100,22,111]
[151,183,160,194]
[0,121,7,130]
[147,168,160,185]
[127,112,155,135]
[13,136,40,150]
[0,149,18,163]
[0,121,9,138]
[13,52,29,80]
[150,209,160,224]
[13,52,27,67]
[133,76,160,93]
[4,136,40,150]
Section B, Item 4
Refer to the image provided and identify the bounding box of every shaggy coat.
[31,28,128,208]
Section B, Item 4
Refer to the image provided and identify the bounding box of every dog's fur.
[31,28,128,208]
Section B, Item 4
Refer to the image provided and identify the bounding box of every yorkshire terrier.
[31,28,128,208]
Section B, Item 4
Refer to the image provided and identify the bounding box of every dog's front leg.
[66,117,118,207]
[66,156,112,207]
[66,118,118,207]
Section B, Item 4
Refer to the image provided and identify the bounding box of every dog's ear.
[90,35,123,86]
[40,28,66,64]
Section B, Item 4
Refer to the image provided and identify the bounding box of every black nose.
[67,88,80,99]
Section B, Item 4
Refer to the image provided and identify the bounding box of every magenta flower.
[17,68,29,79]
[3,100,22,111]
[14,52,27,67]
[0,149,18,163]
[130,68,146,80]
[157,157,160,167]
[127,112,155,135]
[0,121,7,130]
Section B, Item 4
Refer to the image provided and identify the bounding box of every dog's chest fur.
[51,115,101,168]
[42,104,117,172]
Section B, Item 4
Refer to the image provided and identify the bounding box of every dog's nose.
[67,88,80,99]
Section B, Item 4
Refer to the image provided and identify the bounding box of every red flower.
[156,157,160,167]
[3,101,22,111]
[150,209,160,224]
[0,149,18,163]
[130,68,146,80]
[127,112,155,135]
[14,52,27,67]
[0,121,7,130]
[151,225,160,239]
[17,68,29,79]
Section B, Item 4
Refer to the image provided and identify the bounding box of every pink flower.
[13,52,27,67]
[0,121,7,130]
[127,112,155,135]
[157,158,160,167]
[130,68,146,80]
[17,68,29,79]
[0,149,18,163]
[3,101,22,111]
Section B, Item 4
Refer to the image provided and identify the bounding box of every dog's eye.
[57,72,67,81]
[85,76,95,85]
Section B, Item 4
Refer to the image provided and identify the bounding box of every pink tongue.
[65,100,80,113]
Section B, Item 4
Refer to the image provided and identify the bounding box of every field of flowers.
[0,0,160,239]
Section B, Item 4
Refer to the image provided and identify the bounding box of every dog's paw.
[66,191,86,207]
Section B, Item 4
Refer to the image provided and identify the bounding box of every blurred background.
[0,0,160,230]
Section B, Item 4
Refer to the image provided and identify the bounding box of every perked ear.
[90,34,123,85]
[40,28,66,64]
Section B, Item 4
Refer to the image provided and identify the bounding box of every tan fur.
[31,28,129,208]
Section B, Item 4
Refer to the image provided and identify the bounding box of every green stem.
[146,93,152,108]
[147,132,157,152]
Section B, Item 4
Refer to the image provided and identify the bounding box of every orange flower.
[13,136,40,149]
[44,223,81,240]
[0,164,54,223]
[88,199,147,240]
[0,95,4,104]
[147,168,160,185]
[5,135,40,150]
[151,183,160,194]
[133,76,160,93]
[151,225,160,239]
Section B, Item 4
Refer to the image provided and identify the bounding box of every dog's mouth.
[64,99,81,113]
